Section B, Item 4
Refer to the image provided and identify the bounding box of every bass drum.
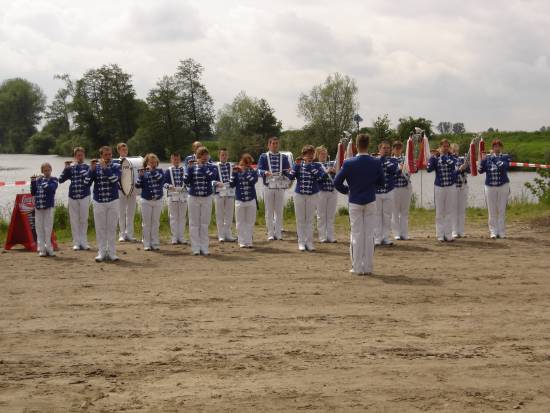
[120,156,144,196]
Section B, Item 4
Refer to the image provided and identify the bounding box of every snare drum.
[120,156,144,196]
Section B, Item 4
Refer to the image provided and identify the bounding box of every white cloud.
[0,0,549,132]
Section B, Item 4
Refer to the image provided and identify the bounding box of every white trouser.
[168,199,188,242]
[118,191,137,239]
[35,207,54,253]
[235,199,256,246]
[434,186,457,239]
[453,185,468,236]
[374,191,394,243]
[349,202,377,274]
[392,186,412,239]
[141,199,163,248]
[316,190,338,242]
[68,196,90,248]
[263,188,285,238]
[93,199,119,257]
[188,195,212,253]
[214,195,235,240]
[294,193,318,247]
[485,184,509,237]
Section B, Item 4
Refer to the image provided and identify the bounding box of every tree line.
[3,58,531,162]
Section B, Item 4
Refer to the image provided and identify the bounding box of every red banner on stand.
[4,193,57,251]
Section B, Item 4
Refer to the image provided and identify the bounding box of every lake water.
[0,154,539,218]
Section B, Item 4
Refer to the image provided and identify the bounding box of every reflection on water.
[0,154,539,217]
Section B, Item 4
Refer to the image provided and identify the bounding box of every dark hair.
[392,141,403,149]
[99,146,112,155]
[196,146,209,157]
[219,147,228,152]
[239,153,254,167]
[492,139,503,147]
[268,136,279,144]
[170,152,181,158]
[378,140,391,148]
[301,144,315,156]
[356,133,370,150]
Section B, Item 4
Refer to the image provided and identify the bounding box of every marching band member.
[184,141,205,168]
[391,141,412,240]
[315,146,338,243]
[230,154,259,248]
[451,143,469,238]
[85,146,122,262]
[257,136,292,241]
[164,153,188,245]
[136,153,164,251]
[58,147,91,250]
[114,142,137,242]
[31,163,58,257]
[427,139,458,242]
[184,146,221,255]
[374,141,399,246]
[214,148,236,242]
[334,134,384,275]
[290,145,327,252]
[478,139,511,239]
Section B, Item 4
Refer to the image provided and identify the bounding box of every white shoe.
[144,246,152,251]
[38,251,47,257]
[306,243,315,251]
[73,245,80,251]
[437,238,445,242]
[192,251,200,256]
[171,240,178,245]
[110,255,120,262]
[490,234,497,239]
[239,244,246,248]
[200,251,209,256]
[319,239,328,243]
[153,246,160,251]
[46,249,56,257]
[225,236,236,242]
[118,236,126,242]
[382,239,393,246]
[218,238,225,242]
[95,254,105,262]
[298,244,306,251]
[268,236,275,241]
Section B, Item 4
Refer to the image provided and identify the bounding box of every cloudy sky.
[1,0,549,132]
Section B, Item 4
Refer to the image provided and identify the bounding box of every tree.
[45,74,74,137]
[371,114,394,149]
[436,121,453,134]
[452,122,466,134]
[72,64,141,148]
[175,59,215,140]
[298,72,359,154]
[216,91,282,160]
[0,78,46,152]
[396,116,433,140]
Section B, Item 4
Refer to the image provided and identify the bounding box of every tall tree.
[0,78,46,152]
[72,64,140,148]
[298,72,359,154]
[436,121,453,134]
[371,114,393,149]
[216,91,282,160]
[396,116,433,140]
[45,74,74,137]
[175,59,215,139]
[452,122,466,134]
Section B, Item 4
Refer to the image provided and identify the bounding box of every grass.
[1,198,548,245]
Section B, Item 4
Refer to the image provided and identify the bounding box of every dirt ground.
[1,219,550,412]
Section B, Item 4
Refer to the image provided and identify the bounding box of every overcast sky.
[1,0,549,132]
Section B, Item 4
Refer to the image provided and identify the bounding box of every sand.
[1,220,550,412]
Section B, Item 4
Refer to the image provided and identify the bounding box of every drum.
[120,156,144,196]
[215,182,236,197]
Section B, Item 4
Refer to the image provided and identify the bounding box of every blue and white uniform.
[113,158,137,242]
[316,161,338,243]
[391,155,412,240]
[184,162,220,255]
[136,168,164,250]
[289,161,327,251]
[59,162,91,249]
[214,161,235,242]
[85,161,121,261]
[257,152,292,240]
[375,156,399,245]
[479,153,511,238]
[230,168,259,247]
[333,153,385,275]
[31,176,58,256]
[164,165,188,244]
[427,154,458,241]
[453,155,469,238]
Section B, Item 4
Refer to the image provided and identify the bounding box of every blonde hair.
[191,141,203,152]
[73,146,85,156]
[315,146,327,160]
[117,142,127,151]
[143,153,160,168]
[40,162,52,173]
[450,143,460,153]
